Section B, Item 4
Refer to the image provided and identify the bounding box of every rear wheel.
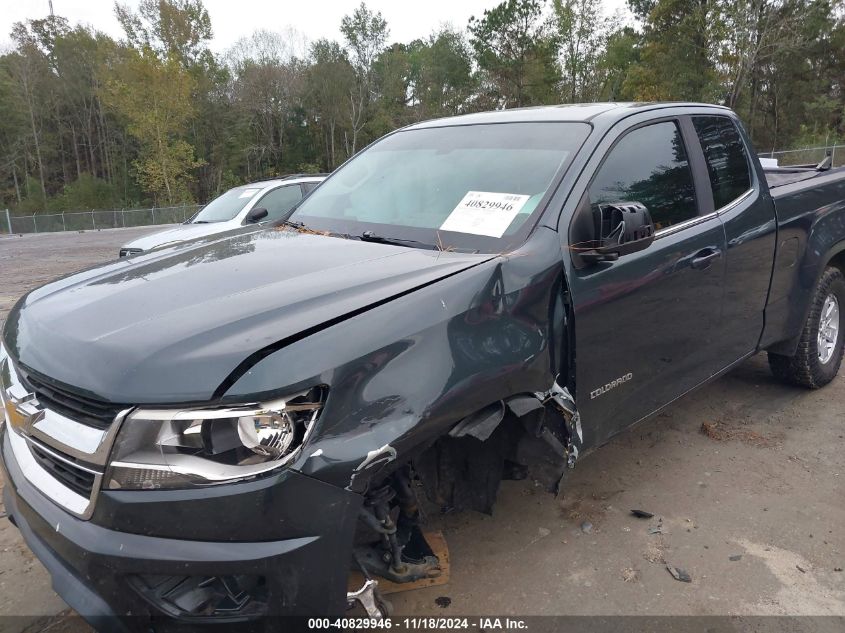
[768,266,845,388]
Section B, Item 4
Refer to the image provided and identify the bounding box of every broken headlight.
[105,387,326,490]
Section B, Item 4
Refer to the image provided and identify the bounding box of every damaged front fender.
[223,226,578,493]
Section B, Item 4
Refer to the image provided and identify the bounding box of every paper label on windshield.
[239,188,260,198]
[440,191,530,238]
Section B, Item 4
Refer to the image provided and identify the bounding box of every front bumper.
[1,427,362,631]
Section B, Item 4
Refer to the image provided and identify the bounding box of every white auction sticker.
[238,188,260,198]
[440,191,530,238]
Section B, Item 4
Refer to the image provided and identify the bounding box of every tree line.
[0,0,843,213]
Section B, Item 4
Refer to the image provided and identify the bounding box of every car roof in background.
[229,174,328,191]
[251,174,328,187]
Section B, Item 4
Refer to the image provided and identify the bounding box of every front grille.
[21,371,123,430]
[29,442,97,497]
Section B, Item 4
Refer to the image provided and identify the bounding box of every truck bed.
[765,165,845,190]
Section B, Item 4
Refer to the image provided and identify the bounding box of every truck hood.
[122,221,240,251]
[5,228,492,403]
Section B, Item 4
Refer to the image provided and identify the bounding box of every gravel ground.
[0,228,843,632]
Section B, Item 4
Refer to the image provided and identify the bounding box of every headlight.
[106,386,326,490]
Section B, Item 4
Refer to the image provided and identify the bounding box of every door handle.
[690,247,722,270]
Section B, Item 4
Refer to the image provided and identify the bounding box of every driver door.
[567,118,727,447]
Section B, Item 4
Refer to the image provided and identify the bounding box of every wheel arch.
[766,238,845,356]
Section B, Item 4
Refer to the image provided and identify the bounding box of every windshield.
[191,185,264,223]
[289,122,590,252]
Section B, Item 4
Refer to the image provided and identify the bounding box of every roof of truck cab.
[406,102,732,129]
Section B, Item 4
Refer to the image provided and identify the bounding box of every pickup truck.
[2,102,845,630]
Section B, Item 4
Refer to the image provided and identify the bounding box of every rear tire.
[768,266,845,388]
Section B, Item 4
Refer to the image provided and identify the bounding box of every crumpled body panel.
[225,227,572,489]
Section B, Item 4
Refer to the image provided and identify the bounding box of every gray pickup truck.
[2,102,845,630]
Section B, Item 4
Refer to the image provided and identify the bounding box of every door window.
[252,185,303,223]
[692,116,752,209]
[589,121,698,231]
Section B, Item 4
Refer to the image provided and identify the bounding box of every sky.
[1,0,631,54]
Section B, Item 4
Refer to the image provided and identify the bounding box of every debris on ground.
[700,421,724,439]
[729,554,742,561]
[621,567,639,583]
[834,567,843,572]
[666,565,692,583]
[538,527,551,538]
[646,515,664,535]
[644,540,666,564]
[435,596,451,608]
[580,521,593,534]
[699,420,779,447]
[630,509,654,519]
[796,565,806,573]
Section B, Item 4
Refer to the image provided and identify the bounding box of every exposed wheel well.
[828,250,845,277]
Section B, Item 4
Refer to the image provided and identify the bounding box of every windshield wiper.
[277,219,310,230]
[193,220,211,224]
[358,230,438,250]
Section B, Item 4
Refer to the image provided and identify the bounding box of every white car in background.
[118,174,326,257]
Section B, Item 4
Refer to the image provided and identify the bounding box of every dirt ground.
[0,228,843,632]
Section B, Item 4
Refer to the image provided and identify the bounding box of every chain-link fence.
[2,204,202,235]
[760,144,845,168]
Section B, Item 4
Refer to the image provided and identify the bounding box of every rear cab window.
[692,116,752,209]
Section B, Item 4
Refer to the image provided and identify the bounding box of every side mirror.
[578,202,655,264]
[246,207,269,224]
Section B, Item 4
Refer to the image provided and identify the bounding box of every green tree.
[2,0,845,212]
[408,28,476,119]
[7,19,58,203]
[598,25,640,100]
[623,0,720,101]
[341,2,389,154]
[50,173,118,211]
[0,55,30,205]
[371,43,413,135]
[116,0,232,201]
[307,39,355,169]
[102,50,201,203]
[115,0,213,68]
[554,0,607,102]
[468,0,560,107]
[227,29,309,177]
[723,0,843,149]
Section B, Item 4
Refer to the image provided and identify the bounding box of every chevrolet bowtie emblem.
[4,398,41,434]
